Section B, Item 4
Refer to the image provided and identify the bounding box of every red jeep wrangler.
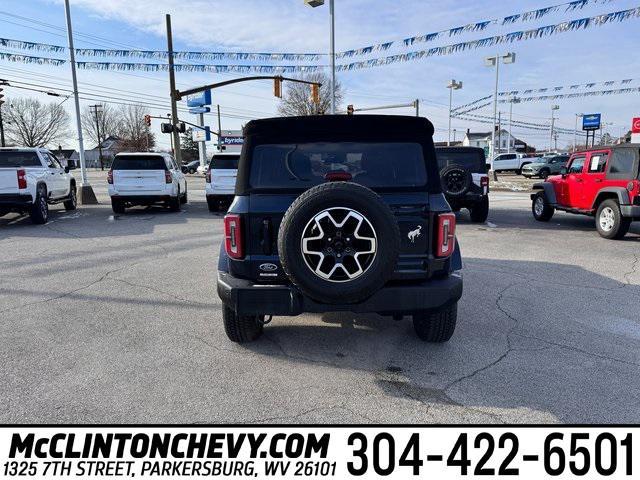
[531,144,640,239]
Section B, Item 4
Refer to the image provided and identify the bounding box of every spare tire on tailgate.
[278,182,400,304]
[440,164,472,197]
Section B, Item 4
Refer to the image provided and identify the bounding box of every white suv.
[206,153,239,212]
[0,147,77,224]
[108,152,187,214]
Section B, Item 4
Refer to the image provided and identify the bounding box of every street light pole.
[329,0,336,115]
[90,104,103,171]
[574,113,583,152]
[508,97,520,154]
[447,79,462,146]
[550,105,559,153]
[64,0,97,204]
[305,0,336,114]
[166,14,182,164]
[485,52,515,178]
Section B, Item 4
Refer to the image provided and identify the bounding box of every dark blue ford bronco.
[217,115,463,343]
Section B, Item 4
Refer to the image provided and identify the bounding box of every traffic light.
[177,122,186,133]
[347,104,354,115]
[144,114,151,127]
[161,123,173,134]
[311,84,320,105]
[274,77,282,98]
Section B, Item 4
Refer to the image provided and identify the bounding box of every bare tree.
[81,103,121,147]
[277,72,343,117]
[5,97,70,147]
[116,104,155,152]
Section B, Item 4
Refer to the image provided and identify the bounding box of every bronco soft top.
[237,115,440,194]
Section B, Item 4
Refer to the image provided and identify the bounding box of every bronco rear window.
[435,149,486,172]
[249,142,426,190]
[0,152,42,168]
[111,156,167,171]
[210,155,239,170]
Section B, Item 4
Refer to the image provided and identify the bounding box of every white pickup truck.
[0,147,77,224]
[491,153,533,174]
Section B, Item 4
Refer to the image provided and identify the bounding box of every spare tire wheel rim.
[534,196,545,216]
[301,207,377,282]
[444,169,466,194]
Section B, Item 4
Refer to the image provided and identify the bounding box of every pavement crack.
[109,278,212,306]
[511,332,640,368]
[623,253,639,286]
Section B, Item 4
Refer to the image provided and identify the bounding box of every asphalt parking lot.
[1,171,638,424]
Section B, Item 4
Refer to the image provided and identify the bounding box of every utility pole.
[0,103,5,147]
[550,105,559,153]
[197,111,207,169]
[217,104,222,151]
[508,97,520,154]
[497,111,502,156]
[447,80,462,146]
[414,99,419,117]
[166,14,182,164]
[90,104,104,170]
[64,0,97,204]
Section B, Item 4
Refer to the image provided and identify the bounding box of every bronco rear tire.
[223,305,264,343]
[278,181,400,304]
[469,196,489,223]
[413,303,457,342]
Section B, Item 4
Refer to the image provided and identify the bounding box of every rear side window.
[111,155,168,171]
[249,142,426,190]
[436,149,486,172]
[588,153,609,173]
[0,152,42,168]
[608,149,637,178]
[210,155,239,170]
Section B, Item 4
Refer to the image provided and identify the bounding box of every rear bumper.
[621,205,640,218]
[0,193,33,208]
[448,192,486,208]
[217,271,463,316]
[206,184,235,196]
[110,194,171,204]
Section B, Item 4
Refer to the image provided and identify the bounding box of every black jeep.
[435,146,489,222]
[217,115,463,343]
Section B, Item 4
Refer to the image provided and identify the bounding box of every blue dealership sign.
[582,113,601,131]
[187,89,212,107]
[188,106,211,114]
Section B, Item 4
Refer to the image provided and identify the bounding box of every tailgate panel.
[114,170,166,192]
[0,170,18,195]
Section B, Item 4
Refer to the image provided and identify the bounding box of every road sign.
[632,117,640,134]
[188,107,211,114]
[192,126,211,142]
[187,89,212,107]
[582,113,601,131]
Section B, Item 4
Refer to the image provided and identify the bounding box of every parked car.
[0,147,77,224]
[206,153,239,212]
[435,146,489,222]
[108,152,187,214]
[531,144,640,239]
[491,152,532,174]
[217,115,463,343]
[181,160,200,174]
[521,154,570,179]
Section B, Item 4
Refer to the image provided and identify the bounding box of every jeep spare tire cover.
[278,182,400,304]
[440,164,472,197]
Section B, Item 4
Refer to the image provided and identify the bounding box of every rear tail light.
[206,171,211,183]
[480,176,489,188]
[165,171,172,184]
[436,213,456,258]
[17,170,27,189]
[224,214,244,259]
[107,170,113,184]
[325,171,352,182]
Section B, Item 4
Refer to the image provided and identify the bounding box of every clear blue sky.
[1,0,639,150]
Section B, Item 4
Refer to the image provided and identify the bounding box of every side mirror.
[64,166,70,173]
[560,166,567,175]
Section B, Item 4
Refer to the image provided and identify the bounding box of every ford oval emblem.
[259,263,278,272]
